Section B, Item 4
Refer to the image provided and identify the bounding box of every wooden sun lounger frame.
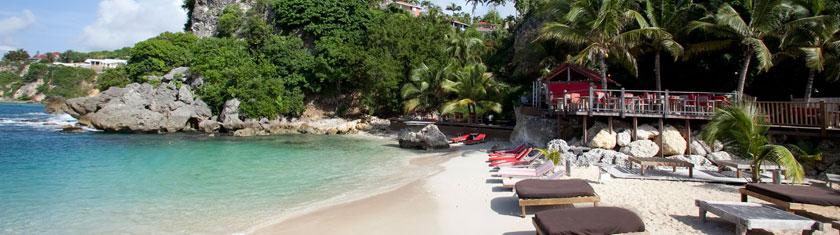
[532,220,649,235]
[518,194,600,218]
[628,156,694,178]
[739,188,840,214]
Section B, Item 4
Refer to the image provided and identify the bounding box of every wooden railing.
[756,101,840,133]
[551,88,736,119]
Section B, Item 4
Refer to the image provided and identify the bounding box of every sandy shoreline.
[254,140,840,235]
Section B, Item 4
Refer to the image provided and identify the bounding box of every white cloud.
[0,10,36,55]
[80,0,186,51]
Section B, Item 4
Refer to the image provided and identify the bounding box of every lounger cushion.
[515,179,595,199]
[533,207,645,235]
[745,183,840,207]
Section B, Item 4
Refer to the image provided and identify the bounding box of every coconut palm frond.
[801,47,826,71]
[684,40,735,59]
[749,38,775,71]
[761,144,804,182]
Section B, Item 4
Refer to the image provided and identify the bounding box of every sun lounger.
[515,179,600,217]
[740,183,840,213]
[497,160,554,178]
[449,133,471,143]
[533,207,647,234]
[503,169,564,188]
[491,152,543,167]
[463,133,486,145]
[489,148,532,163]
[489,142,527,155]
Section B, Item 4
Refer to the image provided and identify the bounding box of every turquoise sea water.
[0,103,427,234]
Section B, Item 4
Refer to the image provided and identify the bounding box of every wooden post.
[686,119,692,155]
[583,116,588,145]
[821,101,828,137]
[588,87,594,117]
[659,118,665,158]
[609,116,613,133]
[664,90,670,118]
[632,117,638,141]
[620,88,626,118]
[562,90,568,112]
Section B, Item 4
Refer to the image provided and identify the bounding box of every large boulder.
[635,124,659,140]
[577,149,604,166]
[510,107,574,148]
[162,67,189,82]
[689,140,707,157]
[589,129,617,149]
[707,151,733,162]
[616,130,631,147]
[60,82,212,133]
[600,150,630,167]
[654,125,687,155]
[622,140,660,158]
[220,98,244,130]
[547,139,571,153]
[398,124,450,150]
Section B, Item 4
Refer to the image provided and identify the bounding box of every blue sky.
[0,0,513,56]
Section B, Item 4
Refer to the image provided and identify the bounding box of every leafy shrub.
[23,63,48,82]
[96,67,131,91]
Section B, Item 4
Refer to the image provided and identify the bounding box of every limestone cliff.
[188,0,257,38]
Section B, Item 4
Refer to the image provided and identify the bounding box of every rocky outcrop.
[689,140,707,157]
[654,125,687,155]
[589,129,617,149]
[220,98,244,130]
[43,97,66,114]
[398,124,450,150]
[189,0,257,38]
[576,149,630,167]
[621,140,660,158]
[510,107,577,148]
[13,78,44,99]
[62,82,213,133]
[635,124,659,140]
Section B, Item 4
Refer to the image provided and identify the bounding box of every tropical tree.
[686,0,785,99]
[778,0,840,100]
[701,102,805,183]
[640,0,699,90]
[402,63,449,113]
[2,49,30,63]
[441,63,503,122]
[446,29,486,65]
[539,0,667,90]
[446,3,462,16]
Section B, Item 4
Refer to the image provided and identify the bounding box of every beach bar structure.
[533,64,840,154]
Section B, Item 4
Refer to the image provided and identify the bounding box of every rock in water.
[589,129,617,150]
[654,125,687,155]
[622,140,660,158]
[60,125,84,133]
[220,98,244,130]
[60,82,212,133]
[43,97,66,114]
[398,124,450,150]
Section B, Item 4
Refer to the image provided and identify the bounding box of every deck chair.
[496,160,554,178]
[489,148,532,162]
[449,133,471,143]
[514,179,601,217]
[740,183,840,214]
[463,133,486,145]
[489,142,527,156]
[491,152,543,167]
[503,168,564,188]
[533,207,648,234]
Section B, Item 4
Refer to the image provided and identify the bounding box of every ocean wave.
[0,113,79,130]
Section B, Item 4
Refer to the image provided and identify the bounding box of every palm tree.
[402,63,449,113]
[640,0,700,90]
[446,29,486,65]
[538,0,666,90]
[445,3,462,16]
[441,63,503,123]
[778,0,840,100]
[701,102,805,183]
[686,0,785,99]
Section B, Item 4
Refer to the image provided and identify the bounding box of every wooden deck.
[546,88,840,136]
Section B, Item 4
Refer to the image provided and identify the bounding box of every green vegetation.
[2,49,30,63]
[23,63,48,82]
[38,66,96,98]
[60,47,131,63]
[217,5,244,38]
[126,32,197,81]
[441,63,503,120]
[701,102,810,182]
[96,67,131,91]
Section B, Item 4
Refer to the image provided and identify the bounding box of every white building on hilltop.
[84,59,127,72]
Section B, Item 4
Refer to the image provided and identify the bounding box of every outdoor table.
[826,173,840,188]
[696,200,821,235]
[714,159,787,183]
[628,156,694,178]
[592,163,615,183]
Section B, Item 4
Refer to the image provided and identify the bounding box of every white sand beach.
[255,141,839,235]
